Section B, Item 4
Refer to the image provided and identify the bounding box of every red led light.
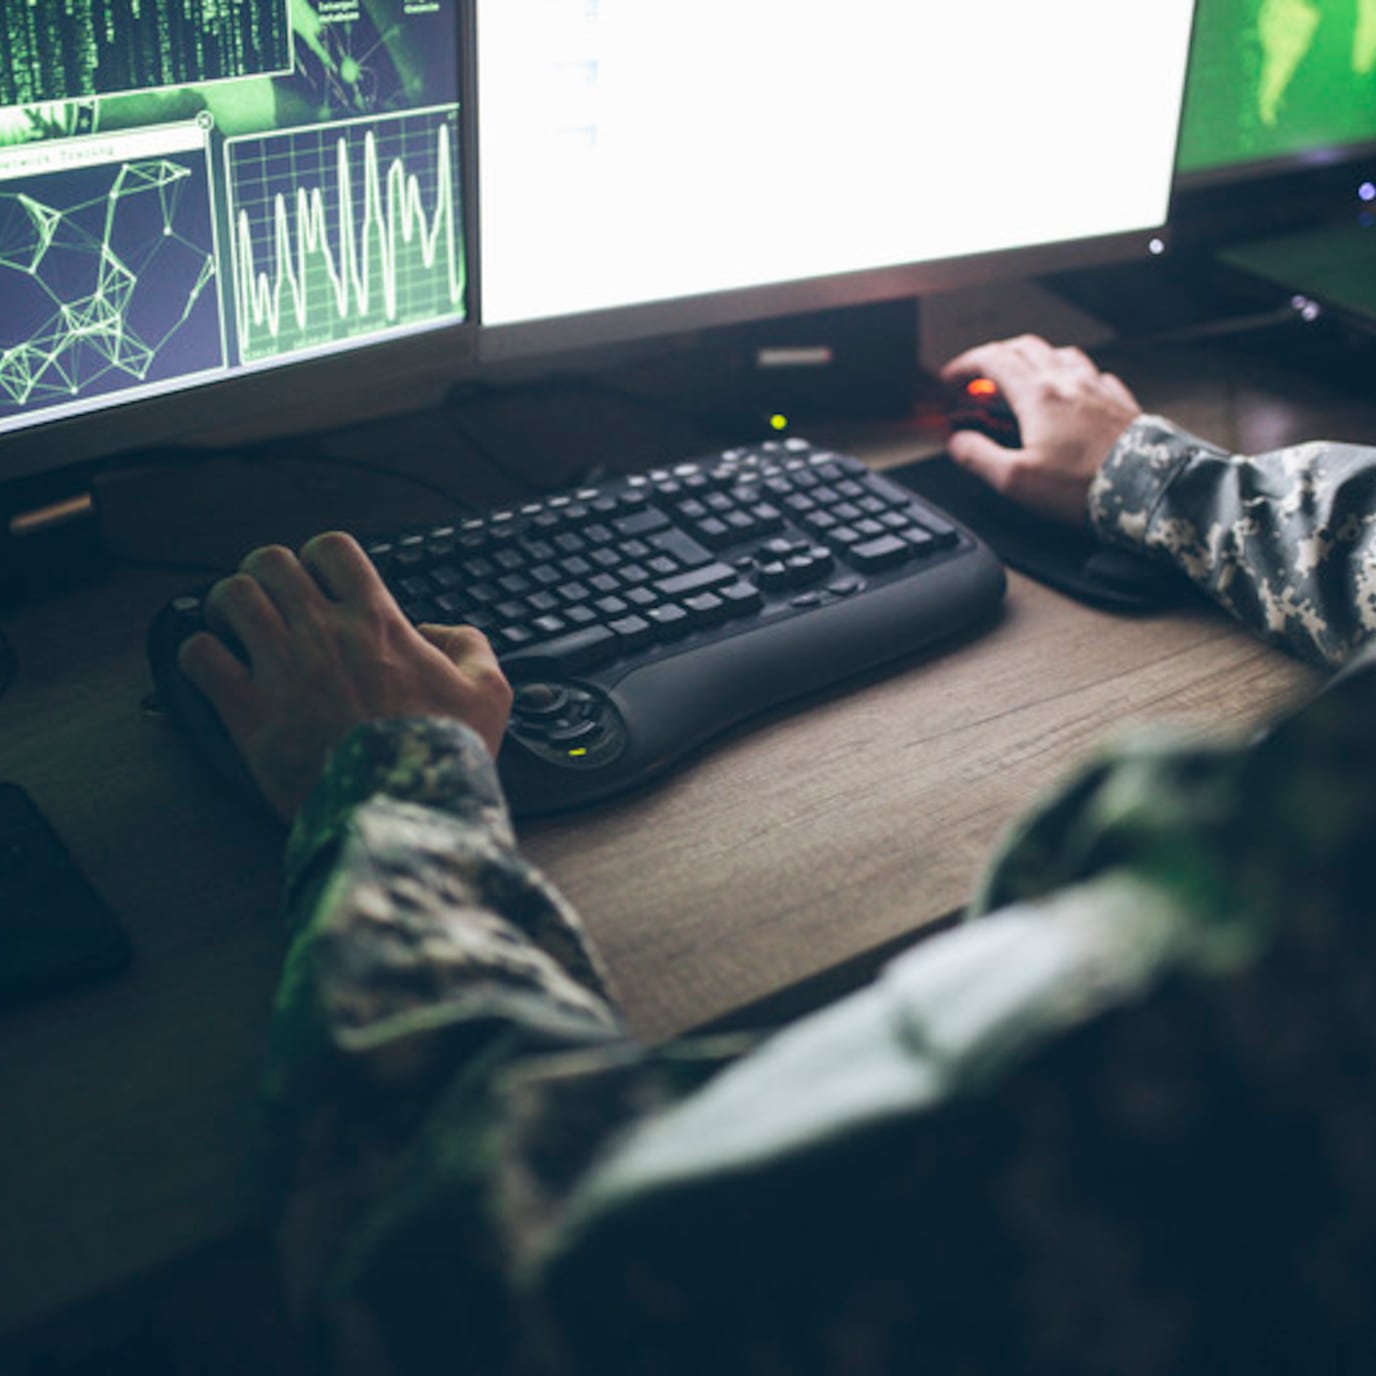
[966,377,998,398]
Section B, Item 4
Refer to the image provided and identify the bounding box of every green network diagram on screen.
[0,0,467,431]
[1178,0,1376,175]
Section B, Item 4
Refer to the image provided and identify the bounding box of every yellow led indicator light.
[769,413,789,432]
[568,747,589,758]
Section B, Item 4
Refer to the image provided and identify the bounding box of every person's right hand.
[177,531,513,823]
[940,335,1142,526]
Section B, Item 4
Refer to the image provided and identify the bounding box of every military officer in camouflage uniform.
[179,335,1376,1374]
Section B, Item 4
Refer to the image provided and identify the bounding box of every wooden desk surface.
[0,341,1366,1336]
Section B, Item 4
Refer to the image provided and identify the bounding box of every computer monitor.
[1177,0,1376,184]
[0,0,1198,492]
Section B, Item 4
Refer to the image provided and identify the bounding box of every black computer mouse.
[146,594,281,821]
[945,376,1022,448]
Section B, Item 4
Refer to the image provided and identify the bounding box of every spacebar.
[502,626,618,674]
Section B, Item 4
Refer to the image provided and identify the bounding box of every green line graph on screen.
[226,106,466,364]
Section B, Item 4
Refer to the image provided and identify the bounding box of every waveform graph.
[226,106,467,365]
[0,129,224,427]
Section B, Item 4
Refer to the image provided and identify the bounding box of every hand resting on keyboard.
[175,532,513,823]
[149,440,1005,817]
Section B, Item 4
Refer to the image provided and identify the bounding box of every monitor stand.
[1216,222,1376,335]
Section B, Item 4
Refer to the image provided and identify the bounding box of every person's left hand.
[177,531,513,822]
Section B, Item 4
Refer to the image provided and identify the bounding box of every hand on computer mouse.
[176,532,513,822]
[939,335,1141,526]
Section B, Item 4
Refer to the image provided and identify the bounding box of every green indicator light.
[769,413,789,432]
[568,747,589,758]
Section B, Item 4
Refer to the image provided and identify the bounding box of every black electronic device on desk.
[892,379,1196,614]
[147,439,1006,818]
[0,784,132,1008]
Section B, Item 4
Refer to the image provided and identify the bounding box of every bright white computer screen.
[477,0,1198,325]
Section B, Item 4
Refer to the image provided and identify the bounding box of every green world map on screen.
[1178,0,1376,174]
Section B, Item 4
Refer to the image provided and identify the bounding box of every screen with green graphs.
[1178,0,1376,176]
[0,0,467,436]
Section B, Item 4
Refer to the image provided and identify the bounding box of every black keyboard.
[147,439,1005,816]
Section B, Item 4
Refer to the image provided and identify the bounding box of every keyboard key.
[718,582,764,615]
[609,614,655,651]
[619,511,671,536]
[695,517,731,547]
[650,528,714,568]
[902,527,936,556]
[756,560,790,590]
[647,603,692,638]
[683,592,729,626]
[918,515,960,548]
[849,535,911,572]
[750,504,784,533]
[656,562,737,598]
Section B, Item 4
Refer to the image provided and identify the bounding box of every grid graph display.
[226,106,465,364]
[0,132,224,424]
[0,0,293,107]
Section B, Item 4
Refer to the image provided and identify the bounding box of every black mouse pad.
[891,453,1196,613]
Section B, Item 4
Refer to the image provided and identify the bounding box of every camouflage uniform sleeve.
[260,716,626,1364]
[1088,415,1376,667]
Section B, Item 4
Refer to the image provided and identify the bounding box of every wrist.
[1088,415,1199,551]
[284,717,513,914]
